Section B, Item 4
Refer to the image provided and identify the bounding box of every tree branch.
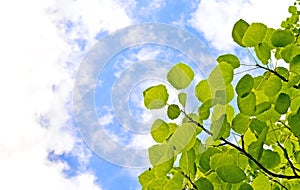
[181,110,300,180]
[246,47,299,89]
[277,141,300,176]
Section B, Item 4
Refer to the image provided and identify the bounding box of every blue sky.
[0,0,295,190]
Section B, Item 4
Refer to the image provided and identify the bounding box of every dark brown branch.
[246,47,299,89]
[255,63,299,89]
[277,141,300,176]
[181,110,212,136]
[270,177,288,190]
[220,137,300,179]
[181,110,300,180]
[241,135,245,150]
[279,120,292,132]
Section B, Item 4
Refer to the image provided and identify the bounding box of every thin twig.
[277,141,299,176]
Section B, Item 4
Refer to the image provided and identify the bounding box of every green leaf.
[143,84,169,109]
[248,141,263,160]
[199,147,221,172]
[153,158,174,178]
[210,152,236,170]
[178,92,187,107]
[179,149,196,178]
[254,42,271,64]
[288,73,300,87]
[254,102,271,115]
[195,80,211,102]
[195,177,214,190]
[217,54,240,69]
[232,113,250,134]
[148,178,167,190]
[237,92,256,116]
[239,183,253,190]
[288,108,300,137]
[138,169,155,188]
[167,123,178,136]
[242,23,267,47]
[167,104,180,120]
[232,19,250,47]
[168,122,197,154]
[198,99,216,120]
[163,171,184,190]
[275,93,291,114]
[208,62,234,88]
[216,164,246,183]
[236,74,254,97]
[271,29,295,47]
[281,44,300,63]
[264,75,282,97]
[149,144,173,166]
[151,119,169,143]
[249,118,267,136]
[167,63,194,89]
[289,5,297,13]
[215,84,234,104]
[211,115,229,140]
[275,67,289,80]
[290,54,300,74]
[260,150,280,169]
[262,28,276,48]
[252,174,271,190]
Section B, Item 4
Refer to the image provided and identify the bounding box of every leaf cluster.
[139,1,300,189]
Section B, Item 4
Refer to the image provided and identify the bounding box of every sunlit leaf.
[198,99,216,120]
[275,67,289,80]
[151,119,169,143]
[163,171,184,190]
[208,62,233,90]
[216,164,246,183]
[195,177,213,190]
[260,149,280,169]
[242,23,267,47]
[199,147,221,172]
[232,19,250,47]
[275,93,291,114]
[288,108,300,137]
[281,44,300,63]
[252,174,271,190]
[167,63,194,89]
[195,79,211,102]
[264,75,282,97]
[217,54,240,69]
[178,92,187,107]
[254,102,271,115]
[239,183,253,190]
[290,55,300,74]
[180,149,196,178]
[254,42,271,64]
[143,84,169,109]
[271,29,295,47]
[167,104,180,120]
[210,152,236,170]
[232,113,250,134]
[236,74,254,97]
[237,92,256,116]
[153,157,174,178]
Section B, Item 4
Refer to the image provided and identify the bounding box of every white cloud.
[0,0,133,189]
[189,0,294,51]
